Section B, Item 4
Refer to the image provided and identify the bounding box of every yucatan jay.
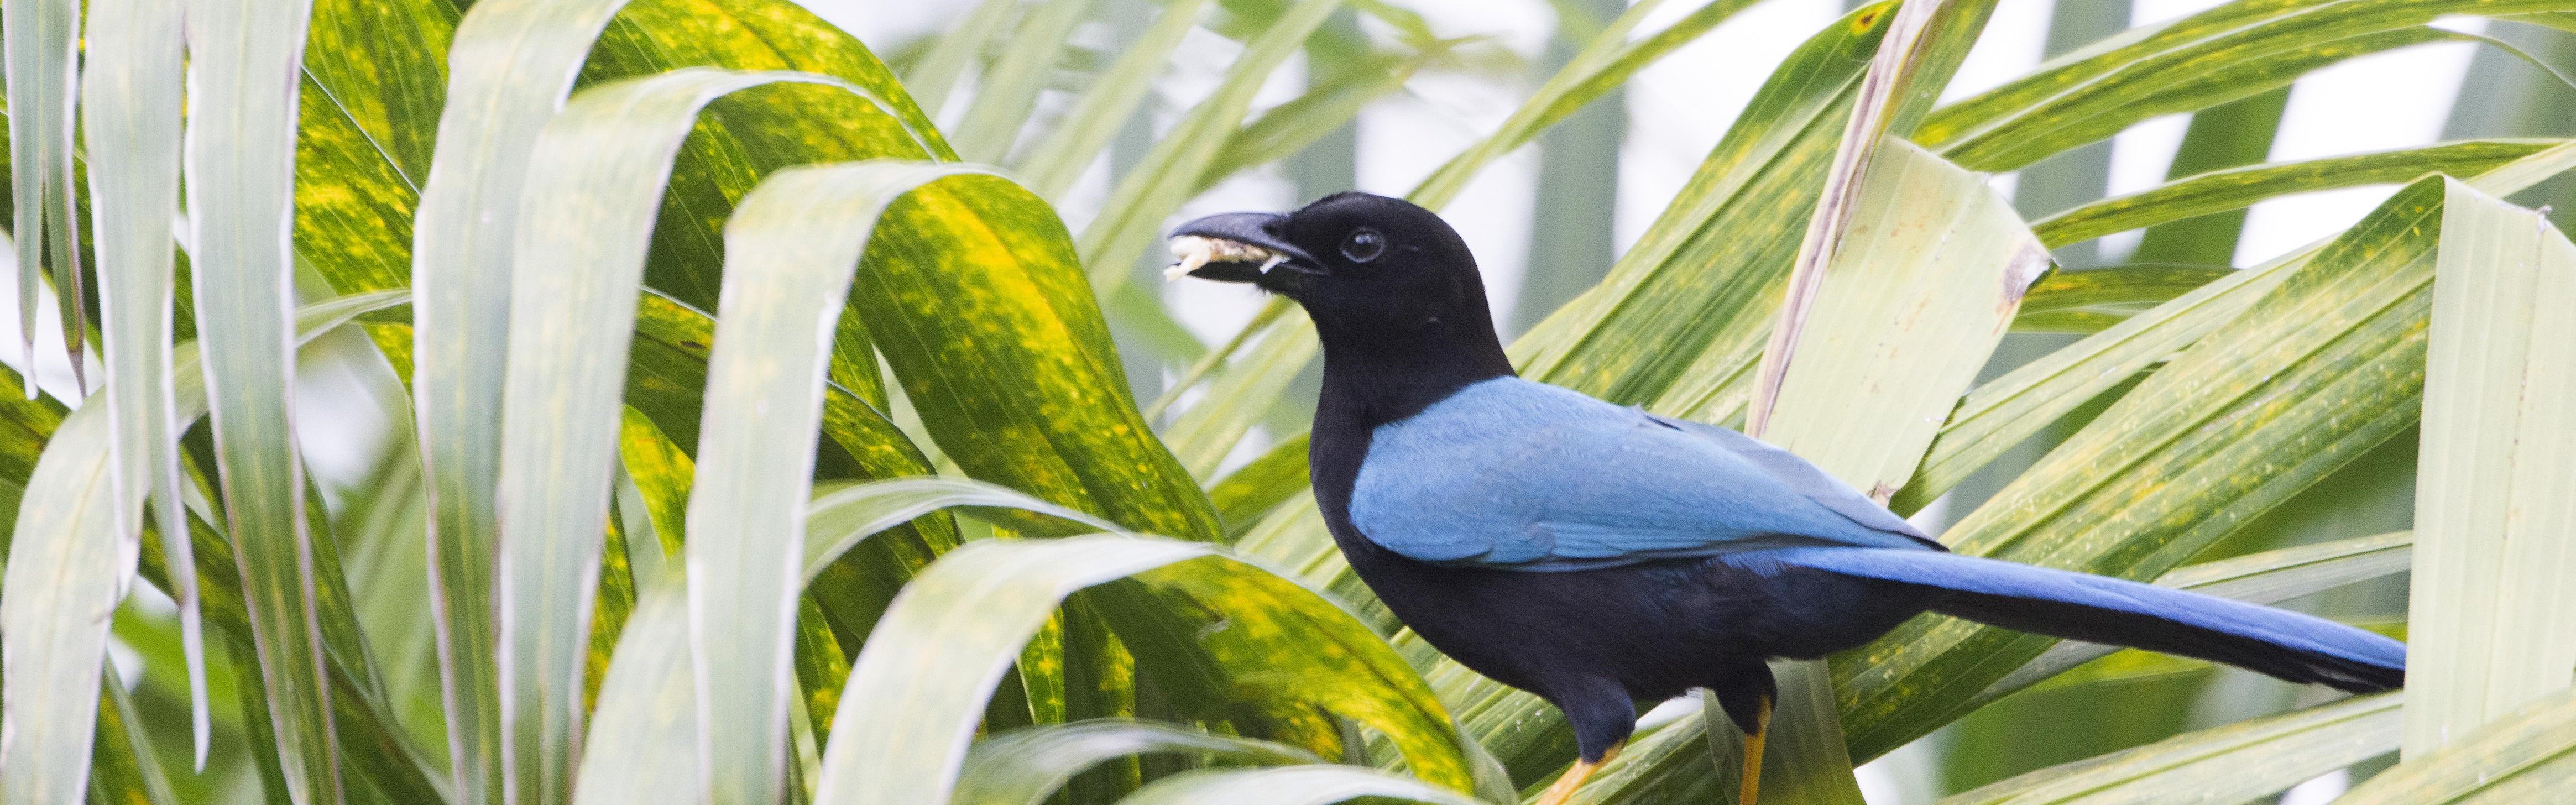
[1168,192,2405,805]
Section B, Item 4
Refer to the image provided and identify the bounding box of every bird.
[1165,191,2406,805]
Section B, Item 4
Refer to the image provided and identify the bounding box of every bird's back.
[1346,377,1935,571]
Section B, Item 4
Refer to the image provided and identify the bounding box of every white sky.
[801,0,2490,347]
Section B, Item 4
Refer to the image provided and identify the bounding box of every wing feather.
[1349,379,1937,571]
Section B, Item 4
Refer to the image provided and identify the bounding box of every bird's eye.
[1341,228,1386,263]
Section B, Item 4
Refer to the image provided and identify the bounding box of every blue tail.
[1757,547,2406,693]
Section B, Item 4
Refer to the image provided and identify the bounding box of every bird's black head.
[1169,191,1498,337]
[1170,191,1514,425]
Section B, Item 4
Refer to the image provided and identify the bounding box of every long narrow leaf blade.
[566,584,698,805]
[1717,5,1962,803]
[1935,693,2400,805]
[1075,0,1342,293]
[0,407,124,805]
[4,0,83,390]
[1011,0,1215,200]
[406,3,631,800]
[2030,139,2559,249]
[81,0,206,769]
[954,720,1321,805]
[182,1,341,801]
[803,476,1121,584]
[688,160,992,805]
[492,66,892,805]
[950,0,1099,164]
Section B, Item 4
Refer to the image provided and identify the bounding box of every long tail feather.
[1760,548,2405,693]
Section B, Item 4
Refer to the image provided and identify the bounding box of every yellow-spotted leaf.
[813,535,1482,805]
[490,67,909,805]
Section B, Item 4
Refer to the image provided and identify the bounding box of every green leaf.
[1919,1,2576,171]
[1206,434,1310,540]
[5,0,87,386]
[406,3,631,800]
[2401,178,2576,757]
[1407,0,1765,210]
[901,0,1018,118]
[1747,0,1990,435]
[182,0,340,800]
[2010,266,2235,334]
[563,409,702,805]
[2338,687,2576,803]
[803,477,1119,584]
[952,719,1323,805]
[811,535,1481,804]
[1,406,124,805]
[1935,693,2400,805]
[2,291,407,805]
[1111,766,1486,805]
[1076,0,1342,294]
[840,172,1218,540]
[80,0,207,769]
[1190,46,1437,196]
[90,670,181,805]
[1891,141,2576,516]
[295,0,455,304]
[1159,310,1321,479]
[951,0,1100,164]
[1513,2,1891,414]
[490,67,906,805]
[686,161,1007,805]
[2131,86,2288,268]
[1839,174,2460,764]
[567,580,697,805]
[1010,0,1216,201]
[1756,137,2051,499]
[2031,139,2561,250]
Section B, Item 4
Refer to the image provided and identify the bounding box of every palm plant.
[5,0,2576,803]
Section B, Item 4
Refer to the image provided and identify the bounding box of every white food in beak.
[1164,235,1282,281]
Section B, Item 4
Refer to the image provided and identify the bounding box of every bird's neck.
[1309,316,1515,435]
[1305,314,1513,555]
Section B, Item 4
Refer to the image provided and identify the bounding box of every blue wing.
[1347,377,1940,571]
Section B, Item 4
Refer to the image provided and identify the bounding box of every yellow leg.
[1739,696,1773,805]
[1533,743,1623,805]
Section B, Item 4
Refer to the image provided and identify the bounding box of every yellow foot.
[1739,696,1773,805]
[1533,743,1622,805]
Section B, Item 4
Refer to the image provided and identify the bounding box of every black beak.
[1167,211,1319,284]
